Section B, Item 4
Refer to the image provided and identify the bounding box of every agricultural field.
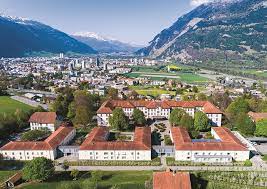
[125,65,209,84]
[243,69,267,79]
[129,86,176,97]
[0,96,33,115]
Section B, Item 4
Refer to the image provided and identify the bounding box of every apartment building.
[170,127,250,163]
[79,127,151,161]
[97,100,223,127]
[29,112,59,132]
[0,126,76,161]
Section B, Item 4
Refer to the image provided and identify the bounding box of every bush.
[244,160,252,167]
[21,129,50,141]
[164,135,173,145]
[67,158,161,167]
[22,157,54,181]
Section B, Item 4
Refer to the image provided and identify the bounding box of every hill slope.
[0,15,97,57]
[137,0,266,64]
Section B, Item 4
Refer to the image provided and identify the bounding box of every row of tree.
[108,108,146,131]
[52,87,100,127]
[0,106,45,140]
[169,109,209,138]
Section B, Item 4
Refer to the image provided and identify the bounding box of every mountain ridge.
[137,0,266,64]
[0,15,97,58]
[72,32,141,54]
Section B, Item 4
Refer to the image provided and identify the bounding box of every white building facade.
[0,126,76,161]
[29,112,59,132]
[171,127,250,163]
[79,127,151,161]
[97,100,223,127]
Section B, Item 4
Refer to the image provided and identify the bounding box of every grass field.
[124,71,208,83]
[263,155,267,162]
[0,96,33,115]
[243,69,267,79]
[129,86,176,97]
[21,171,152,189]
[0,171,16,183]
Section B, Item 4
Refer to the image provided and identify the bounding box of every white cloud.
[190,0,213,6]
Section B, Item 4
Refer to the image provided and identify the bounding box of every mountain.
[72,32,141,54]
[0,15,97,58]
[137,0,266,63]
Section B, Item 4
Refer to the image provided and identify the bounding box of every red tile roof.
[45,126,75,149]
[1,126,75,151]
[97,100,222,114]
[248,111,267,122]
[80,127,151,151]
[171,127,247,151]
[28,112,57,124]
[153,171,191,189]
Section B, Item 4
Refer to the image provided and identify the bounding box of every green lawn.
[124,71,209,83]
[0,96,33,115]
[262,155,267,162]
[0,171,16,183]
[129,86,176,97]
[21,171,152,189]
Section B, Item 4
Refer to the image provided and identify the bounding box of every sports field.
[0,96,33,115]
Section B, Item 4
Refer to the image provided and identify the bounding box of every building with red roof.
[153,170,191,189]
[97,100,222,127]
[0,126,76,161]
[170,127,250,163]
[248,111,267,122]
[29,112,59,132]
[79,127,151,161]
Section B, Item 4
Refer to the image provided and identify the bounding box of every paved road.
[11,96,49,110]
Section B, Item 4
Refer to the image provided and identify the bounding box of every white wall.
[79,150,151,161]
[98,107,222,127]
[1,149,56,160]
[175,150,250,162]
[30,122,56,132]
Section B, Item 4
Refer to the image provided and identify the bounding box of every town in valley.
[0,0,267,189]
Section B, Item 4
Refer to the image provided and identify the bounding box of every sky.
[0,0,209,45]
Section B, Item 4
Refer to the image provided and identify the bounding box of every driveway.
[11,96,48,110]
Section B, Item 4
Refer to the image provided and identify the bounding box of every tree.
[132,108,146,125]
[180,113,194,132]
[61,160,69,171]
[192,86,199,93]
[255,119,267,137]
[91,170,103,189]
[70,169,79,180]
[226,97,250,120]
[107,87,118,99]
[109,108,129,131]
[211,92,232,111]
[194,111,209,131]
[169,109,186,126]
[235,113,256,136]
[22,157,54,181]
[197,93,208,101]
[73,90,95,126]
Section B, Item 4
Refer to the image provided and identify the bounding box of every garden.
[64,157,161,167]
